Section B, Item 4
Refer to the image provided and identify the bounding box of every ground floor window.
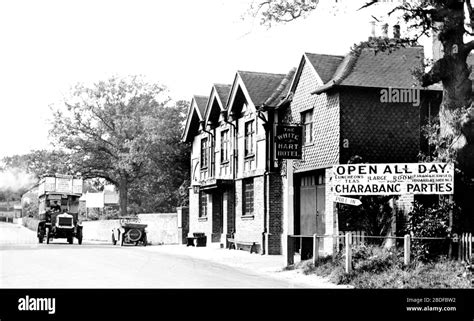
[199,191,208,218]
[242,178,254,216]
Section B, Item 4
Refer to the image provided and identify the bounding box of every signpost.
[275,125,302,159]
[334,196,362,206]
[332,163,454,195]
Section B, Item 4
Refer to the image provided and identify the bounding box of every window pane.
[199,192,207,217]
[221,130,229,163]
[301,110,313,144]
[243,179,254,215]
[245,121,254,156]
[201,138,208,168]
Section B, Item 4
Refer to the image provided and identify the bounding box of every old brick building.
[278,47,442,256]
[182,70,295,254]
[183,45,442,256]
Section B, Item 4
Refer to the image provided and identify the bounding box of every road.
[0,222,312,288]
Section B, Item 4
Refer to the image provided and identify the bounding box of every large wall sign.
[332,163,454,195]
[275,125,302,159]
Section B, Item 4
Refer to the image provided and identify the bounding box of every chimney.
[382,23,389,38]
[370,20,376,39]
[393,24,400,39]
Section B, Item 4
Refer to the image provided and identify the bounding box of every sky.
[0,0,429,159]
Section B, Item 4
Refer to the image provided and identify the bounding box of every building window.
[244,120,254,157]
[242,178,254,216]
[201,137,208,169]
[221,129,229,163]
[199,191,207,218]
[301,109,313,145]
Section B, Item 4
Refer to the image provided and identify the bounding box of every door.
[298,172,326,255]
[300,175,317,235]
[316,184,326,251]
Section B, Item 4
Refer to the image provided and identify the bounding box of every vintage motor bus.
[36,174,84,244]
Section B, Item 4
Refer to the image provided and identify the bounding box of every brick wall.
[188,189,213,238]
[268,173,283,254]
[234,176,265,247]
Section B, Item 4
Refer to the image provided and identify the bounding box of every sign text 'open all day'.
[331,163,454,195]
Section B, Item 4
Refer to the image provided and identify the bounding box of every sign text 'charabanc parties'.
[332,163,454,195]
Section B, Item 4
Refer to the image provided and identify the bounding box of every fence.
[287,232,473,273]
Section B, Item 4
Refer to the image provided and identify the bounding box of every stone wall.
[81,213,179,245]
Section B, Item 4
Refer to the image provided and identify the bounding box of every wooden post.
[312,234,319,265]
[287,235,294,266]
[469,233,472,262]
[448,195,453,258]
[457,233,462,262]
[404,234,411,266]
[345,232,352,273]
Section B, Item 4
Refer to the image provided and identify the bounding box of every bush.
[292,244,471,288]
[404,200,458,262]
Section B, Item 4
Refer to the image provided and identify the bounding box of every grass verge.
[289,245,472,288]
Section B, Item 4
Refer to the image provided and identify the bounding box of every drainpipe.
[257,106,271,255]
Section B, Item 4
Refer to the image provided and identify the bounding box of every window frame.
[301,109,313,145]
[242,178,254,217]
[199,191,208,218]
[200,137,209,169]
[244,120,255,157]
[220,129,230,164]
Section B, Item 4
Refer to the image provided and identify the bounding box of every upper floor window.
[244,120,254,157]
[301,109,313,145]
[221,129,229,163]
[201,137,208,169]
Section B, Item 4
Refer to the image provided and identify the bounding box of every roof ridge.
[238,70,286,77]
[305,52,344,58]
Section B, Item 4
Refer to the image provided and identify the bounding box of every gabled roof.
[310,46,443,94]
[214,84,232,107]
[340,46,424,89]
[237,71,286,106]
[193,95,209,117]
[305,53,344,83]
[181,95,209,143]
[204,84,232,126]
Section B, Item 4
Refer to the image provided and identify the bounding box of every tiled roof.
[214,84,232,108]
[265,68,297,106]
[238,71,286,106]
[305,53,344,83]
[193,95,209,117]
[340,46,424,89]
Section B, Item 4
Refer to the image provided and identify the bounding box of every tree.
[49,75,189,216]
[247,0,474,230]
[2,150,75,179]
